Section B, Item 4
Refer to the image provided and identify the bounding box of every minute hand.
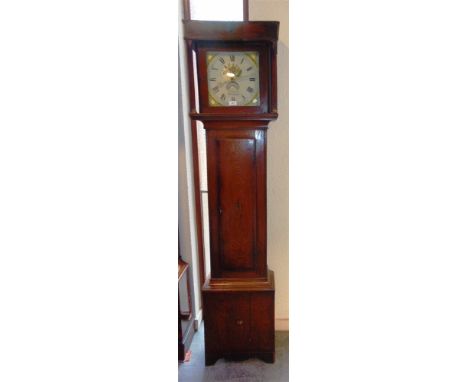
[233,74,256,81]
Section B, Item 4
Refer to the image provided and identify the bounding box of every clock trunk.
[205,122,267,279]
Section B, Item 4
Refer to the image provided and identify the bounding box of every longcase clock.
[184,20,279,365]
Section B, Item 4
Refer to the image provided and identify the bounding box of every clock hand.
[233,74,255,81]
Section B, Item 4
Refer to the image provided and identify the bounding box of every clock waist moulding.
[184,20,279,365]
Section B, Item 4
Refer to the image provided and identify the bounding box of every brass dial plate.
[207,51,260,107]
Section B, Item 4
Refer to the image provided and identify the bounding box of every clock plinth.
[202,271,275,365]
[184,20,279,366]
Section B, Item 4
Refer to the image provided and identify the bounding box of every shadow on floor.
[178,322,289,382]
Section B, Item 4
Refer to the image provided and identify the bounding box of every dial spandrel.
[207,51,260,107]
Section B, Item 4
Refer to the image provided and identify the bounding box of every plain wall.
[178,1,203,325]
[250,0,289,325]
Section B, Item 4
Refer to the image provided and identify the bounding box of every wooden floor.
[178,322,289,382]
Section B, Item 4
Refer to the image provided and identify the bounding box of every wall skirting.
[275,318,289,331]
[194,309,203,330]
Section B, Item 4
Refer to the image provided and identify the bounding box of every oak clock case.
[184,20,279,366]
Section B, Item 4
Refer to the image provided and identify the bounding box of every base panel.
[202,270,275,366]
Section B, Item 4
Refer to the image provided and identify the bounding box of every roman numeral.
[242,95,246,100]
[247,87,254,93]
[231,96,236,101]
[219,57,225,64]
[230,55,235,62]
[249,77,255,81]
[246,66,252,71]
[240,58,245,64]
[210,78,216,81]
[212,86,219,93]
[221,94,226,101]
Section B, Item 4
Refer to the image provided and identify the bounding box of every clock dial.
[207,51,260,107]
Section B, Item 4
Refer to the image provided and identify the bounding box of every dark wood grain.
[202,269,275,292]
[184,21,279,43]
[250,292,275,352]
[217,137,256,271]
[206,126,267,279]
[203,275,275,365]
[203,293,250,354]
[189,112,278,122]
[270,42,278,114]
